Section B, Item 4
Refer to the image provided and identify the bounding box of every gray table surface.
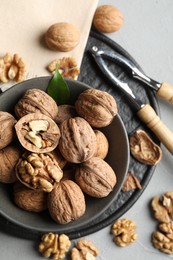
[1,0,173,259]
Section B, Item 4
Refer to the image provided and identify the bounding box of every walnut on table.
[122,172,142,192]
[39,233,71,260]
[71,239,99,260]
[111,218,138,247]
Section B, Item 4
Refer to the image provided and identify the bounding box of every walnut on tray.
[0,111,17,150]
[71,239,99,260]
[39,233,71,260]
[75,88,118,128]
[47,57,80,80]
[14,88,59,120]
[129,129,162,165]
[75,157,117,198]
[15,152,63,192]
[122,172,142,192]
[15,113,61,153]
[48,180,86,224]
[111,218,138,247]
[0,52,26,83]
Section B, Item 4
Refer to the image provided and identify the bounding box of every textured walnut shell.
[0,146,21,183]
[48,180,86,224]
[75,89,117,127]
[13,182,47,212]
[15,113,61,153]
[93,5,124,33]
[75,157,117,198]
[45,22,80,52]
[55,104,77,125]
[59,117,97,163]
[94,130,109,159]
[14,88,58,120]
[129,129,162,165]
[0,111,16,150]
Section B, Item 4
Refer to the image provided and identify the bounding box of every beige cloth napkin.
[0,0,98,90]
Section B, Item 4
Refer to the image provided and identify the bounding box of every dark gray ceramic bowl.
[0,76,129,234]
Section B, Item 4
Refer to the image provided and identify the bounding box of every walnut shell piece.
[48,180,86,224]
[75,157,117,198]
[15,152,63,192]
[0,111,16,150]
[93,130,109,159]
[14,88,58,120]
[45,22,80,52]
[93,5,124,33]
[75,89,117,127]
[39,233,71,260]
[15,113,61,153]
[129,129,162,165]
[59,117,97,163]
[13,182,47,212]
[0,146,21,183]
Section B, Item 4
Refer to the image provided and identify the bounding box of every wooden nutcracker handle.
[137,104,173,154]
[157,82,173,103]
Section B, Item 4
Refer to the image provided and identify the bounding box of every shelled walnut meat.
[13,182,47,212]
[75,157,117,198]
[71,239,99,260]
[59,117,97,163]
[15,113,61,153]
[48,180,86,224]
[0,146,21,183]
[0,111,16,150]
[15,152,63,192]
[14,88,58,120]
[75,88,117,127]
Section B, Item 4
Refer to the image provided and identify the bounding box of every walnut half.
[71,239,99,260]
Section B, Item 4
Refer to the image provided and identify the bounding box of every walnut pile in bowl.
[0,77,129,235]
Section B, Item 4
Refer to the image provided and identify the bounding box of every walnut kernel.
[45,22,80,52]
[112,219,138,247]
[71,240,99,260]
[47,57,80,79]
[39,233,71,260]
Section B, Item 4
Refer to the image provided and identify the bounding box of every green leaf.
[47,65,70,105]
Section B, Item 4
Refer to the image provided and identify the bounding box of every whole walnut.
[48,180,86,224]
[0,111,16,150]
[13,182,47,212]
[55,104,77,125]
[59,117,97,163]
[93,5,124,33]
[45,22,80,52]
[14,89,58,120]
[75,89,117,127]
[94,130,109,159]
[75,157,117,198]
[0,146,21,183]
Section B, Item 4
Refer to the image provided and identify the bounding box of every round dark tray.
[0,30,159,240]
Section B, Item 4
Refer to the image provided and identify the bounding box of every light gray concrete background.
[1,0,173,259]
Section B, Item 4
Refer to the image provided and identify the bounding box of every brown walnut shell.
[15,112,61,153]
[75,89,117,127]
[0,111,16,150]
[75,157,117,198]
[13,182,47,212]
[14,88,58,120]
[55,104,77,125]
[15,152,63,192]
[129,129,162,165]
[59,117,97,163]
[0,146,21,183]
[94,130,109,159]
[45,22,80,52]
[48,180,86,224]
